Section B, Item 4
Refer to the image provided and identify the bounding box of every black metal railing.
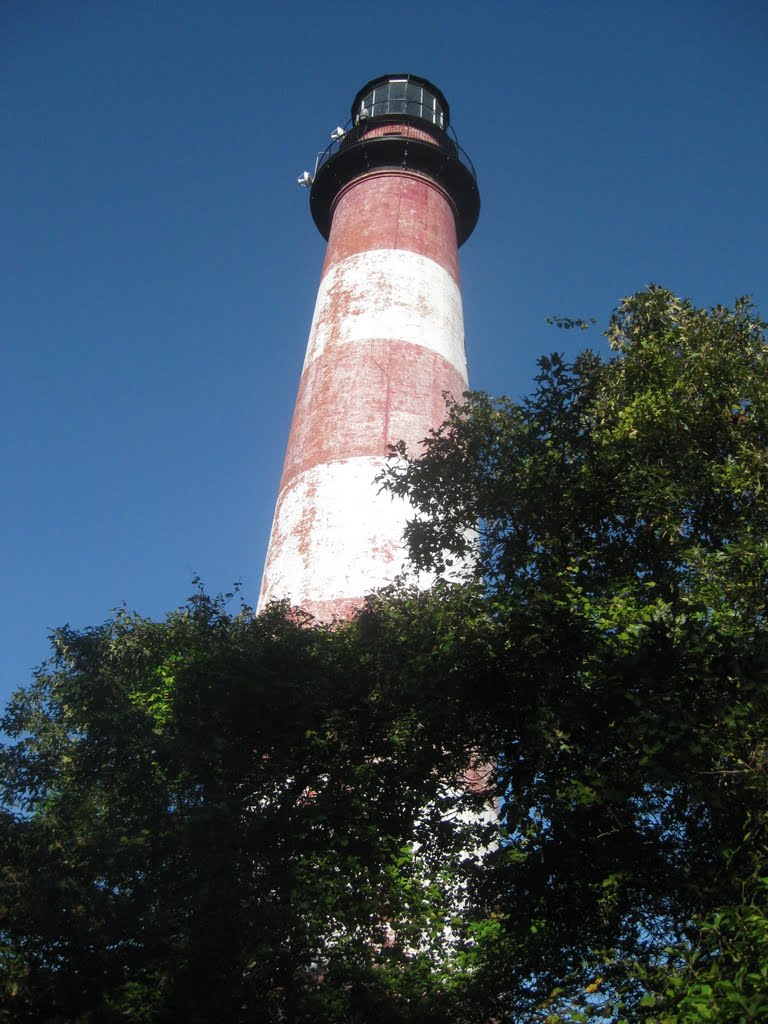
[314,116,476,183]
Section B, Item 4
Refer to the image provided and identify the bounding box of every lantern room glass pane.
[389,80,407,114]
[404,82,422,118]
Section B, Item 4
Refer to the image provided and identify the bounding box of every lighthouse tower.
[259,75,479,621]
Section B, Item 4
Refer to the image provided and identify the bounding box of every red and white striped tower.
[259,75,479,621]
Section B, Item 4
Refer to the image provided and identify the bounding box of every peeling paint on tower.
[258,75,479,621]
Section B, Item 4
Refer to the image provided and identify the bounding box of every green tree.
[382,286,768,1021]
[2,287,767,1022]
[0,590,493,1023]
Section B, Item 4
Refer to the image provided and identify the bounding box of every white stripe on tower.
[259,161,469,621]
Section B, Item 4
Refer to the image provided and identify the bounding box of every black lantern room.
[309,74,479,246]
[352,74,449,127]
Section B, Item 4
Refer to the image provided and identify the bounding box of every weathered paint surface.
[304,249,466,373]
[259,168,468,619]
[260,456,438,607]
[282,339,466,489]
[324,172,460,283]
[358,122,443,148]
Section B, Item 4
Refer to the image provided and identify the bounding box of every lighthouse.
[259,75,479,621]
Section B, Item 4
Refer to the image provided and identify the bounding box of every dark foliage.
[2,289,767,1022]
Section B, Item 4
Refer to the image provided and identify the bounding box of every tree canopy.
[2,287,767,1022]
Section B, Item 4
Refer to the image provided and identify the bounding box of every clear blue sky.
[2,1,766,708]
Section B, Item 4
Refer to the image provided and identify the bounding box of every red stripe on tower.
[259,75,479,621]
